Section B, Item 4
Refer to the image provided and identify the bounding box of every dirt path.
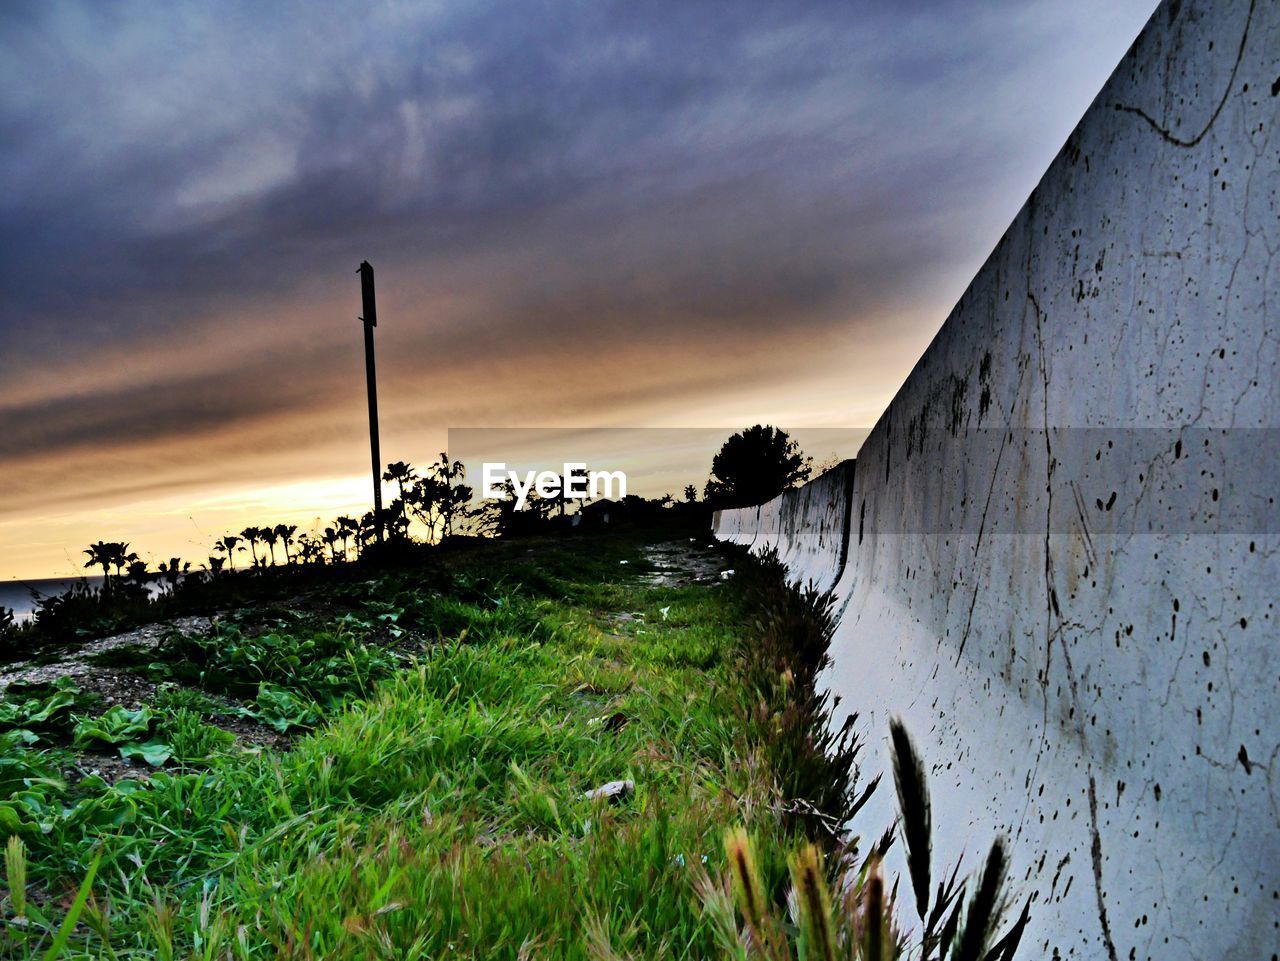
[0,616,210,696]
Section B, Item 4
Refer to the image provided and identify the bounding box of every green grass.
[0,530,799,959]
[1,531,1034,961]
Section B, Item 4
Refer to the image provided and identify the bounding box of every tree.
[430,453,473,538]
[683,484,698,503]
[126,559,149,587]
[117,549,139,580]
[262,528,280,566]
[386,495,414,539]
[214,535,243,572]
[273,524,298,565]
[399,454,472,542]
[357,512,380,553]
[83,541,128,591]
[158,557,190,593]
[335,516,359,560]
[383,462,420,540]
[240,527,264,568]
[295,533,322,566]
[383,461,418,502]
[704,425,812,508]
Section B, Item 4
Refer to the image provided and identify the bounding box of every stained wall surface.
[712,1,1278,956]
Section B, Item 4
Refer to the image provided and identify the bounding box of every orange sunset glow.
[0,1,1157,582]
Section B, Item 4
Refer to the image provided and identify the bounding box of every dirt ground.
[1,614,296,782]
[3,538,729,784]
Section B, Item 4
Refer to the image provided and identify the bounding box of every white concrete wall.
[713,460,855,594]
[715,1,1278,957]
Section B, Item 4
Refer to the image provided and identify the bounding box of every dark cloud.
[0,0,1159,573]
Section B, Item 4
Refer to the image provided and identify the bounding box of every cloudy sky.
[0,0,1157,581]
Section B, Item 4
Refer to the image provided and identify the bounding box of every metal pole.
[358,260,384,543]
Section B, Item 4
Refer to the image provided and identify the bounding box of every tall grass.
[690,548,1030,961]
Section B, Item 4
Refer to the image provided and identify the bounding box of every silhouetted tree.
[388,495,416,539]
[214,535,243,572]
[336,516,359,560]
[117,549,139,580]
[704,425,812,508]
[240,527,265,568]
[383,461,418,502]
[296,533,322,566]
[427,452,472,538]
[683,484,698,503]
[273,523,298,565]
[158,557,190,593]
[357,512,380,553]
[83,541,128,591]
[473,478,517,537]
[262,528,280,566]
[126,559,149,586]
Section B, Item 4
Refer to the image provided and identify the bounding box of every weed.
[5,835,26,920]
[160,708,234,763]
[728,548,879,841]
[0,678,95,741]
[71,705,154,748]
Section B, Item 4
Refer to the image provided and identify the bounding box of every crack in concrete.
[1087,773,1121,961]
[1112,0,1256,148]
[956,363,1028,664]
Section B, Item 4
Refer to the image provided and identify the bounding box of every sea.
[0,575,170,623]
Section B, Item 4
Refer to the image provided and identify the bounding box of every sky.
[0,0,1158,582]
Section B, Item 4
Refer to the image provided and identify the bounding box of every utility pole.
[358,261,384,544]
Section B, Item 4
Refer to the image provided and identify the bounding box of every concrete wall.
[713,1,1278,957]
[713,460,855,594]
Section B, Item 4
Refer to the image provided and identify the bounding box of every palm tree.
[214,535,243,572]
[239,527,263,568]
[115,547,138,581]
[158,557,190,593]
[83,541,114,580]
[322,527,340,563]
[335,516,360,560]
[262,528,280,566]
[273,523,298,565]
[83,541,127,591]
[207,556,226,575]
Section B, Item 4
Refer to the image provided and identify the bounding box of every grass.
[0,528,1029,959]
[0,528,775,957]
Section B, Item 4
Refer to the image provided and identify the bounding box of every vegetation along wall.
[713,1,1278,957]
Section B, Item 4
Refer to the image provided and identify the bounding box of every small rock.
[600,711,629,733]
[583,779,634,803]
